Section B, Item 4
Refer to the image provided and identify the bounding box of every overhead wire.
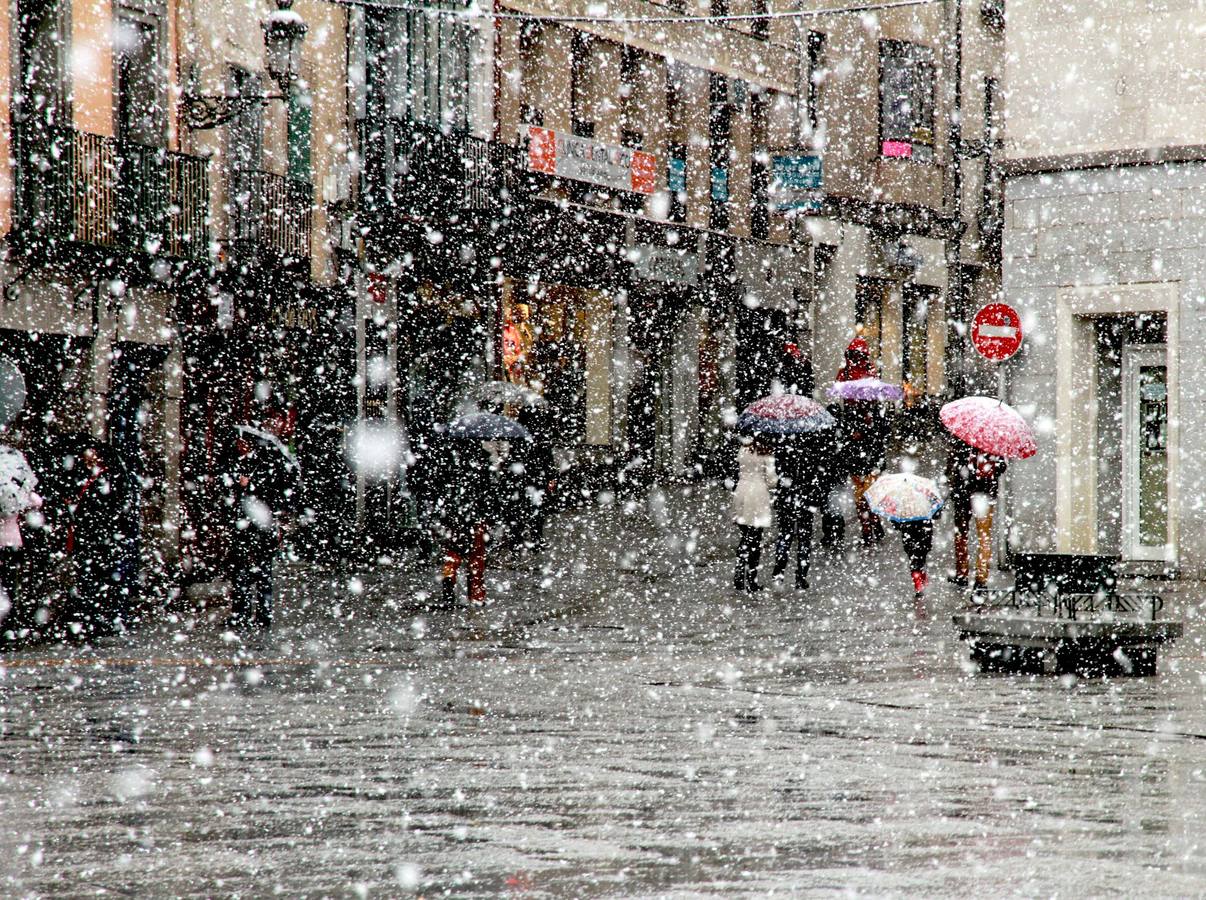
[319,0,939,25]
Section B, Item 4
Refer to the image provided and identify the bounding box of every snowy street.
[2,487,1204,897]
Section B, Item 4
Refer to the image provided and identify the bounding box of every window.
[116,13,164,146]
[879,40,935,162]
[402,4,470,131]
[287,88,312,183]
[709,73,732,231]
[806,31,826,138]
[750,0,768,39]
[571,33,595,138]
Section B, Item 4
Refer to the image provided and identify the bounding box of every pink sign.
[882,140,913,158]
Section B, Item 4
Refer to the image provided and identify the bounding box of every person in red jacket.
[835,335,878,383]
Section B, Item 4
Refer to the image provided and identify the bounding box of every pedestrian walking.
[863,472,944,600]
[833,335,890,545]
[731,436,777,594]
[437,440,499,605]
[945,437,1007,590]
[224,421,301,629]
[62,442,125,635]
[772,432,834,589]
[515,404,556,553]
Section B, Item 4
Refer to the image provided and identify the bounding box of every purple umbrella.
[827,378,903,402]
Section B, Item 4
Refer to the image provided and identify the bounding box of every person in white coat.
[731,436,777,593]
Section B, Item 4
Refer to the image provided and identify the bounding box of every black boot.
[440,577,457,608]
[796,570,809,590]
[733,562,747,593]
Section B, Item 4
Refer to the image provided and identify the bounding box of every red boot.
[911,570,928,598]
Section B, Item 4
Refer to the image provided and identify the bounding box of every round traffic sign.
[971,302,1023,361]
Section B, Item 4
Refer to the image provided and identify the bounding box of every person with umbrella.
[437,412,529,606]
[864,472,944,600]
[224,418,301,629]
[732,395,834,593]
[831,339,897,546]
[939,397,1037,591]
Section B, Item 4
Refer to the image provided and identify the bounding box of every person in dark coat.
[839,400,889,544]
[404,401,447,563]
[224,425,300,629]
[945,436,1007,590]
[772,431,835,589]
[63,442,126,634]
[515,405,556,553]
[437,440,500,605]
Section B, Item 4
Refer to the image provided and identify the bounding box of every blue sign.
[667,157,687,193]
[711,166,729,202]
[769,154,823,212]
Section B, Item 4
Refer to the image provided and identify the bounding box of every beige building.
[0,0,353,600]
[802,0,1004,399]
[1003,0,1206,575]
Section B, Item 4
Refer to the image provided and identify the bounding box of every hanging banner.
[527,126,657,195]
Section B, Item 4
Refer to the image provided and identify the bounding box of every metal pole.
[945,0,965,397]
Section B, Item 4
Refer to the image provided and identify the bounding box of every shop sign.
[634,245,700,287]
[270,305,319,330]
[527,126,656,195]
[667,157,687,194]
[769,154,823,212]
[711,166,729,202]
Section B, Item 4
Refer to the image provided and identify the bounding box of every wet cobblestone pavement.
[2,486,1205,897]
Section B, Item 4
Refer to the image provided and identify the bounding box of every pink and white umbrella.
[940,396,1037,460]
[865,472,943,523]
[737,394,836,435]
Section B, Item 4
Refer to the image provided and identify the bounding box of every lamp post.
[181,0,307,130]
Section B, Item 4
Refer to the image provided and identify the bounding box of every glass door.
[1122,345,1170,560]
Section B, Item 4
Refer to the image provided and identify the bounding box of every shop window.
[879,40,935,162]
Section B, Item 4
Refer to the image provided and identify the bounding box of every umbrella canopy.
[476,380,547,409]
[736,394,836,435]
[449,411,531,442]
[865,472,943,523]
[827,377,903,402]
[0,358,26,427]
[940,396,1037,460]
[235,424,302,510]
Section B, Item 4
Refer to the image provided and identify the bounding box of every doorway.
[1122,345,1170,561]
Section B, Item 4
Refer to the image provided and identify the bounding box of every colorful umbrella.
[827,377,903,402]
[940,396,1037,460]
[865,473,943,523]
[736,394,836,435]
[449,411,531,442]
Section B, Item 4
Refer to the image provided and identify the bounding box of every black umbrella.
[235,425,302,511]
[448,412,531,442]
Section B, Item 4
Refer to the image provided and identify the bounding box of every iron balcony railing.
[16,126,209,261]
[358,119,535,219]
[230,169,313,264]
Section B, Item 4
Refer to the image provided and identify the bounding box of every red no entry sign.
[971,302,1023,361]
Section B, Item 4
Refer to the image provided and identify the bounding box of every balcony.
[230,169,312,266]
[359,120,534,224]
[16,126,210,261]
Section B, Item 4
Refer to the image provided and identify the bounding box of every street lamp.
[181,0,307,130]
